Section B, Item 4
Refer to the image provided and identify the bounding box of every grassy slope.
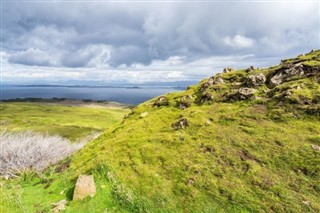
[1,51,320,212]
[71,50,320,212]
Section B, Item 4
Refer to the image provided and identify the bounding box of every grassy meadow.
[0,102,130,141]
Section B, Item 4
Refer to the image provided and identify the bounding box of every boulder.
[179,95,192,109]
[223,67,234,73]
[139,112,149,118]
[201,91,214,102]
[155,96,169,107]
[237,88,257,100]
[172,118,189,130]
[208,75,224,85]
[311,144,320,152]
[73,175,96,200]
[247,73,266,87]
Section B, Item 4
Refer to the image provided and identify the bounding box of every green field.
[0,102,130,141]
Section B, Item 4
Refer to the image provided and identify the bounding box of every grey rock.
[247,73,266,87]
[139,112,149,118]
[201,91,214,102]
[179,95,192,109]
[155,96,169,107]
[223,67,234,73]
[311,144,320,152]
[73,175,96,200]
[208,75,224,85]
[172,118,189,130]
[245,66,255,72]
[237,88,257,100]
[269,64,305,88]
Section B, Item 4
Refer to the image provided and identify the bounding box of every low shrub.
[0,131,83,177]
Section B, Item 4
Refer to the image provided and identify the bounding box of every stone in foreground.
[73,175,96,200]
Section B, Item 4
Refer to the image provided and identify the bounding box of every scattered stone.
[52,199,67,213]
[187,177,195,185]
[205,120,212,126]
[269,73,283,88]
[73,175,96,200]
[245,66,255,72]
[283,91,292,99]
[208,75,225,85]
[200,82,210,91]
[223,67,234,73]
[237,88,257,100]
[201,91,214,102]
[302,200,311,206]
[247,73,266,87]
[139,112,149,118]
[172,118,189,130]
[179,95,192,109]
[155,96,169,107]
[311,144,320,152]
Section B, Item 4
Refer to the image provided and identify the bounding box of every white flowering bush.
[0,131,83,177]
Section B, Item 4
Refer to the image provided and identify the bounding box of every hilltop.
[1,50,319,212]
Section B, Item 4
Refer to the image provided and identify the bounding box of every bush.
[0,131,83,177]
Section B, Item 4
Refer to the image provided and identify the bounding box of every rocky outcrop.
[155,96,169,107]
[247,73,266,87]
[269,63,307,88]
[172,118,189,130]
[223,67,234,73]
[73,175,96,200]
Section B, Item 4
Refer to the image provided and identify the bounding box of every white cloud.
[223,35,255,49]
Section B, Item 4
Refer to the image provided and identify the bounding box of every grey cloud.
[2,1,319,69]
[8,48,60,67]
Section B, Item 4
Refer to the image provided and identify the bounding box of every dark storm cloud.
[2,1,319,69]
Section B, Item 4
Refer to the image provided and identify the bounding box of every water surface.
[1,85,184,105]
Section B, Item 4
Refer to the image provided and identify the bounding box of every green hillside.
[1,50,320,212]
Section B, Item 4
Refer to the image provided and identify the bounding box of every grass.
[1,50,319,212]
[0,102,129,141]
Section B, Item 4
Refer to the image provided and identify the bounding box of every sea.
[0,85,185,105]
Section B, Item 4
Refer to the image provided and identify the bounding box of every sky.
[1,1,319,85]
